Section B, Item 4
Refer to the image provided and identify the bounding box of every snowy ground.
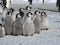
[11,0,57,4]
[0,4,60,45]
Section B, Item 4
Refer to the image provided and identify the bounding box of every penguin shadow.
[41,28,48,31]
[34,31,40,34]
[12,33,23,36]
[22,34,33,37]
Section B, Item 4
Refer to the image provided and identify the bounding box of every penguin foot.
[46,28,48,31]
[41,28,48,31]
[31,34,33,36]
[21,33,23,35]
[37,32,40,34]
[24,34,28,36]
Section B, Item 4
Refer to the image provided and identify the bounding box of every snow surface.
[11,0,57,4]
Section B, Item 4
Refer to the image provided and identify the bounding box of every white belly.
[23,18,35,36]
[41,17,49,29]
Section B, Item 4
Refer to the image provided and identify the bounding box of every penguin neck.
[27,17,32,22]
[36,14,40,18]
[6,13,12,18]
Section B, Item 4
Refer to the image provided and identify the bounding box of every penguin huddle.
[0,5,49,37]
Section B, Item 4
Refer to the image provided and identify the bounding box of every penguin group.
[0,4,50,37]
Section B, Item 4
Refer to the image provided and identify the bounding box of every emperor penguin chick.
[23,12,35,36]
[13,13,23,36]
[41,11,49,30]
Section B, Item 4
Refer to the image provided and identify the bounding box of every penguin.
[13,13,23,36]
[33,10,41,34]
[41,11,49,30]
[4,8,14,35]
[0,24,5,37]
[23,12,35,36]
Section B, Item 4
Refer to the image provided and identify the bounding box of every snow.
[11,0,57,4]
[11,0,29,4]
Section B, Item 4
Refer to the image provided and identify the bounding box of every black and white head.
[26,6,32,11]
[19,8,24,18]
[16,13,21,19]
[19,8,24,12]
[6,8,14,15]
[34,10,40,15]
[41,11,47,17]
[10,8,14,14]
[26,12,33,17]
